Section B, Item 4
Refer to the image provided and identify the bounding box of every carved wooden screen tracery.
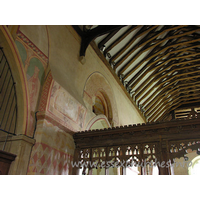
[168,139,200,162]
[75,142,162,175]
[73,116,200,175]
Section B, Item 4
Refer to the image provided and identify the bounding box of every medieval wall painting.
[26,58,44,135]
[48,81,86,131]
[15,32,48,137]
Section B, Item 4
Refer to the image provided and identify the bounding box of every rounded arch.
[0,25,29,135]
[92,90,112,123]
[85,114,111,131]
[83,72,119,127]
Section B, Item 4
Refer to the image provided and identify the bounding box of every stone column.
[0,134,35,175]
[0,150,16,174]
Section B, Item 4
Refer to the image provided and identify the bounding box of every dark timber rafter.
[77,25,200,122]
[148,90,200,119]
[109,25,153,63]
[129,45,200,88]
[103,25,139,57]
[135,61,200,102]
[79,25,126,57]
[144,82,200,114]
[150,94,200,121]
[160,99,200,121]
[138,72,200,116]
[154,97,200,122]
[145,74,200,107]
[118,27,200,75]
[124,30,200,82]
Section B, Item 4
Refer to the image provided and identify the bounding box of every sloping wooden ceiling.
[77,25,200,122]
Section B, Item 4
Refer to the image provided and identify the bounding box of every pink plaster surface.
[27,142,73,175]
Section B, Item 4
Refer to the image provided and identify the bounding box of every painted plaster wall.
[17,25,144,128]
[47,25,145,126]
[27,119,75,175]
[10,25,145,175]
[15,28,49,137]
[19,25,48,57]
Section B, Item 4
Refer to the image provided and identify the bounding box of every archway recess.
[83,72,119,127]
[0,25,28,135]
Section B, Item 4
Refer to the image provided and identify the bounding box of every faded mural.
[15,31,47,137]
[15,29,87,174]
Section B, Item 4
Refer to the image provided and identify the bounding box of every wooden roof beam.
[145,83,200,115]
[136,68,200,104]
[138,74,200,116]
[125,37,200,83]
[147,88,200,118]
[80,25,126,57]
[133,54,185,96]
[134,58,189,102]
[149,52,200,78]
[127,45,198,88]
[109,25,150,63]
[150,94,200,122]
[143,76,200,112]
[132,49,200,90]
[98,29,120,50]
[144,81,200,114]
[118,26,184,74]
[103,26,139,57]
[113,26,161,69]
[118,28,200,76]
[158,99,200,121]
[118,26,192,73]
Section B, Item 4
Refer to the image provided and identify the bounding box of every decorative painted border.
[38,71,87,133]
[17,30,48,63]
[38,71,53,112]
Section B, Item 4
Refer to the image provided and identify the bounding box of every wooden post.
[158,146,170,175]
[122,166,126,175]
[72,148,80,175]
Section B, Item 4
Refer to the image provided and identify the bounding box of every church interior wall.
[1,25,179,175]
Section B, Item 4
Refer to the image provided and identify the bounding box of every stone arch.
[85,114,111,131]
[0,25,29,135]
[92,90,111,121]
[83,72,119,127]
